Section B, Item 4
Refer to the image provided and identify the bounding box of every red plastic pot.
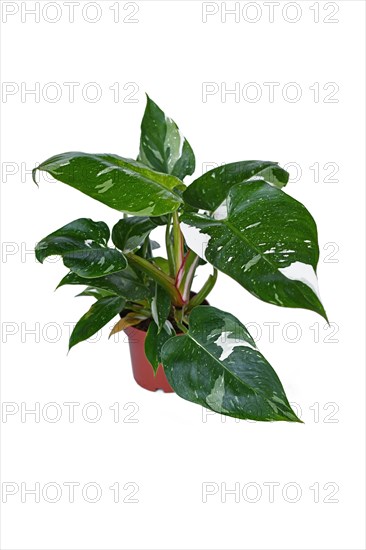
[124,325,174,393]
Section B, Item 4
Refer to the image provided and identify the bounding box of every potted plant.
[33,95,327,423]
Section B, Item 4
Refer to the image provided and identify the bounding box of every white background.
[1,1,365,549]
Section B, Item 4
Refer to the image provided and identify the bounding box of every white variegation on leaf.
[181,180,327,320]
[184,160,289,211]
[36,218,127,278]
[138,95,195,180]
[161,306,301,422]
[33,152,183,216]
[180,221,212,260]
[57,267,152,301]
[33,94,326,423]
[278,261,321,299]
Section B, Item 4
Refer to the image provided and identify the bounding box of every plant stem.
[176,250,200,303]
[165,215,175,277]
[172,212,184,277]
[175,320,188,334]
[174,307,188,334]
[186,268,218,310]
[127,252,184,306]
[141,236,152,258]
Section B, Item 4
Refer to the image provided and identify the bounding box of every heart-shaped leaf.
[138,95,195,180]
[161,306,300,422]
[33,152,183,216]
[181,181,327,319]
[69,296,125,350]
[184,160,289,211]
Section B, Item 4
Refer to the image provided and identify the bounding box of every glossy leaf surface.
[151,284,171,332]
[57,267,152,301]
[35,218,109,263]
[36,218,127,278]
[138,96,195,180]
[33,152,183,216]
[145,321,175,373]
[63,248,126,278]
[112,217,156,252]
[76,287,116,299]
[161,306,300,422]
[181,181,326,319]
[184,160,289,211]
[69,296,125,350]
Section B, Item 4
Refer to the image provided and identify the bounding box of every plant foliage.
[33,95,327,422]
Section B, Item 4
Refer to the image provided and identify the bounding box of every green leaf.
[69,296,125,350]
[112,217,156,252]
[35,218,110,263]
[36,218,127,278]
[138,95,195,180]
[151,284,171,332]
[145,320,175,373]
[57,267,152,301]
[184,160,289,211]
[161,306,300,422]
[181,181,327,320]
[76,287,116,299]
[33,152,183,216]
[148,215,169,226]
[63,247,127,278]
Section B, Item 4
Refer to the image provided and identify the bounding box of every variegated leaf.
[36,218,127,278]
[145,320,175,373]
[33,152,183,216]
[184,160,289,211]
[57,267,152,301]
[151,284,171,332]
[69,296,125,350]
[76,287,116,299]
[181,181,327,320]
[161,306,300,422]
[35,218,109,263]
[138,95,195,180]
[112,216,156,252]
